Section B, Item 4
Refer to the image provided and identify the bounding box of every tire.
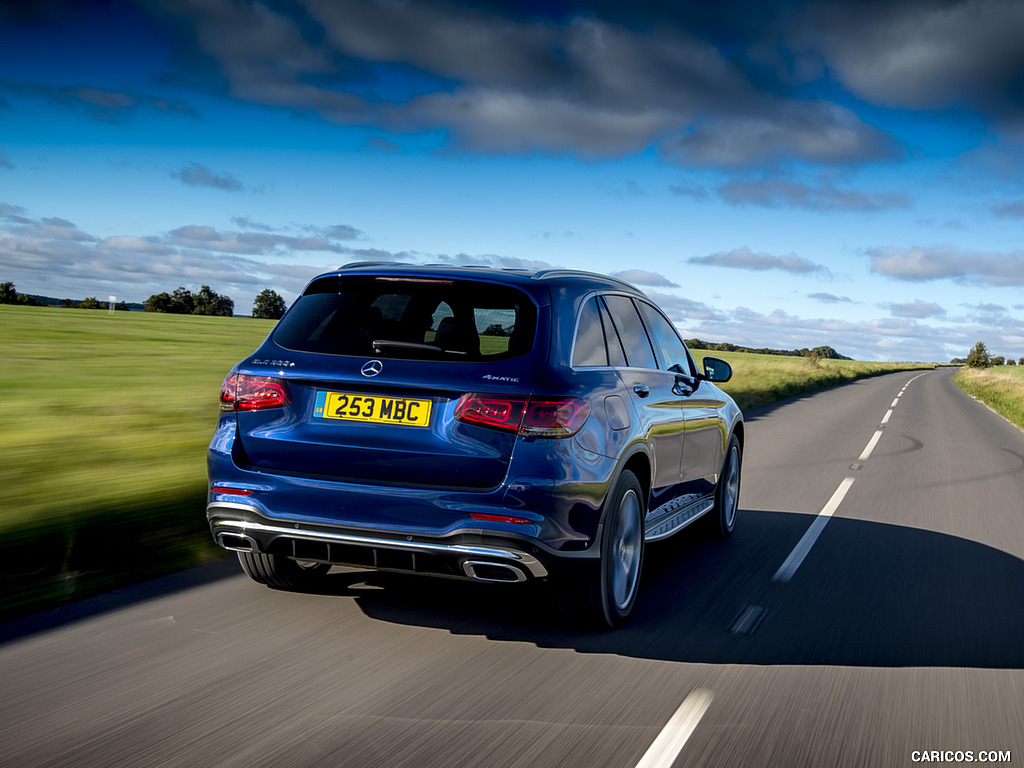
[707,435,741,540]
[237,551,332,590]
[557,469,645,629]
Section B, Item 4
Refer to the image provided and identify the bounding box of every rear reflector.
[211,485,254,496]
[455,394,590,438]
[470,513,532,525]
[219,374,292,412]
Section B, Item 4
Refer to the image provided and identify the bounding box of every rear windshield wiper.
[371,340,468,357]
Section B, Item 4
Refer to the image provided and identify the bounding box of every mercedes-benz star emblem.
[361,359,384,377]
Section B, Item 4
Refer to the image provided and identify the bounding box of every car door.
[601,294,686,496]
[636,300,723,495]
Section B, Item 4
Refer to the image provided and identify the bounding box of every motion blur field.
[0,304,932,621]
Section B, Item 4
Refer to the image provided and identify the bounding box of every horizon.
[3,1,1024,363]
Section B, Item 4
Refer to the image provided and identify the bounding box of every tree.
[966,341,991,368]
[78,297,104,309]
[170,286,194,314]
[144,292,173,312]
[991,355,1005,366]
[0,281,16,304]
[252,288,287,319]
[193,285,233,316]
[1008,358,1017,366]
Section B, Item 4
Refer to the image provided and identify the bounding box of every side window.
[603,295,658,369]
[638,301,694,374]
[598,298,627,367]
[572,297,607,367]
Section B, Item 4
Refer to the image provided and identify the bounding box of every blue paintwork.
[207,264,743,574]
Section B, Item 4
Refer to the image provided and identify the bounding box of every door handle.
[673,375,696,396]
[632,384,650,398]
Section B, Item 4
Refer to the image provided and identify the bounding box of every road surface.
[2,367,1023,767]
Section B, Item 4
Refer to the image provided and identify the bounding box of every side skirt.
[644,492,715,542]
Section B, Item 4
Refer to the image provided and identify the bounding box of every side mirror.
[702,356,732,383]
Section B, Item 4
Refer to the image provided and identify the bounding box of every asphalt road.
[2,367,1023,768]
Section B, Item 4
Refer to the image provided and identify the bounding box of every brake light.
[219,374,292,412]
[454,394,590,438]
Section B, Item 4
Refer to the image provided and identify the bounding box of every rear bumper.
[209,502,554,583]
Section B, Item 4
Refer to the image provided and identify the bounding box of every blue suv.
[207,264,743,627]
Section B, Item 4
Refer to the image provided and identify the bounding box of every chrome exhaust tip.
[216,532,259,553]
[462,560,527,583]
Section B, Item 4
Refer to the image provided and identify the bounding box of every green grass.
[0,305,274,620]
[0,305,935,621]
[693,350,934,411]
[954,366,1024,430]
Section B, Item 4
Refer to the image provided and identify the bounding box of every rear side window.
[273,275,537,361]
[602,295,658,369]
[572,296,628,367]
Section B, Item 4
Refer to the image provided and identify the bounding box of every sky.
[2,0,1024,362]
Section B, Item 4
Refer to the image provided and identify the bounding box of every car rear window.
[273,275,537,361]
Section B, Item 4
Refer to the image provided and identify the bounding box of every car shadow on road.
[336,508,1024,669]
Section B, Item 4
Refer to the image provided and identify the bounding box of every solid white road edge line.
[634,690,714,768]
[772,477,856,583]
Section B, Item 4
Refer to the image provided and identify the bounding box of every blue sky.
[3,0,1024,362]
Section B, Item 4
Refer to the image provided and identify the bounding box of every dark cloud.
[660,103,902,168]
[868,245,1024,286]
[172,163,246,192]
[786,0,1024,128]
[688,246,829,275]
[129,0,901,165]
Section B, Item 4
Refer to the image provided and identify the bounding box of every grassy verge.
[693,350,934,411]
[953,366,1024,431]
[1,304,935,622]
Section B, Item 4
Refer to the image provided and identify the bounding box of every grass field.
[954,365,1024,431]
[1,305,274,619]
[692,350,934,410]
[0,305,934,621]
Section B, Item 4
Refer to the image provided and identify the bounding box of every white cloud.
[868,245,1024,286]
[689,245,829,275]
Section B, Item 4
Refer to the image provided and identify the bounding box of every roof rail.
[339,261,410,269]
[531,269,638,289]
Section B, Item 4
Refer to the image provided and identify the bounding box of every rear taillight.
[454,394,590,438]
[219,374,291,412]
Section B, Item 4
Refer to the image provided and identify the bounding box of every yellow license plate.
[315,391,432,427]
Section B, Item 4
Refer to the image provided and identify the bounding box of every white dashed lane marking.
[634,690,714,768]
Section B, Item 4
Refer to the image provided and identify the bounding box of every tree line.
[1,281,132,310]
[144,286,287,318]
[1,281,288,319]
[962,341,1022,368]
[685,338,851,360]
